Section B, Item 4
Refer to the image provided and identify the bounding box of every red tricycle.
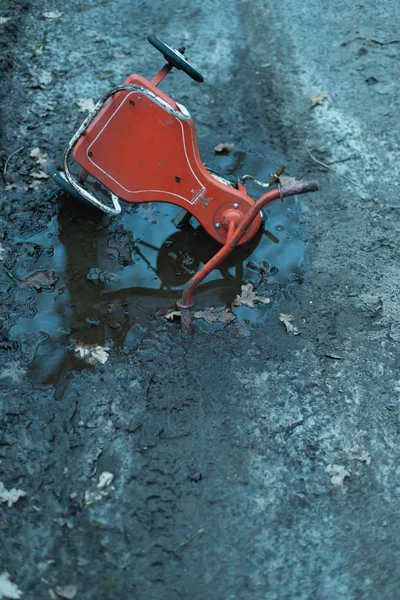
[49,36,319,328]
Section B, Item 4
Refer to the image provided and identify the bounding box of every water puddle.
[9,149,307,391]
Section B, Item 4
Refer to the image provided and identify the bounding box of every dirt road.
[1,1,400,598]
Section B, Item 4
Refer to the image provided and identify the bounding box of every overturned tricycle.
[49,36,319,329]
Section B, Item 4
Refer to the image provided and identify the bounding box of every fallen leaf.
[55,585,77,599]
[0,17,11,25]
[76,98,95,113]
[232,283,271,308]
[0,361,27,384]
[350,446,371,465]
[85,489,103,505]
[77,558,89,567]
[30,170,49,179]
[87,267,119,284]
[43,11,63,19]
[28,68,52,87]
[310,91,327,108]
[356,452,371,465]
[326,464,350,486]
[85,472,115,505]
[279,174,303,186]
[214,141,234,154]
[107,235,134,265]
[37,560,55,574]
[20,270,58,291]
[193,307,236,324]
[165,310,181,321]
[0,572,22,599]
[279,313,300,335]
[74,343,109,365]
[30,147,48,166]
[97,472,114,489]
[29,180,42,190]
[0,482,26,507]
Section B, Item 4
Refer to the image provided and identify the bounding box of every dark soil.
[1,1,400,599]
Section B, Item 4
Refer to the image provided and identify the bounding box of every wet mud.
[8,146,307,392]
[2,1,400,598]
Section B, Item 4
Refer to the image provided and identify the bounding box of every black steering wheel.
[148,35,204,83]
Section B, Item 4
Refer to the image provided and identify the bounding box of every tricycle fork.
[177,179,320,330]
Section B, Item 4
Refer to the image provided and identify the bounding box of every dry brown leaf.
[85,472,114,505]
[97,472,114,489]
[310,91,327,108]
[37,560,55,574]
[55,585,77,599]
[30,170,49,179]
[193,307,236,324]
[74,344,109,365]
[164,310,181,321]
[279,313,300,335]
[0,572,22,599]
[350,446,371,465]
[28,68,52,86]
[30,147,48,165]
[43,11,63,19]
[0,361,27,384]
[233,283,271,308]
[0,481,26,507]
[326,464,350,486]
[86,267,119,284]
[76,98,95,112]
[214,141,234,154]
[20,269,58,291]
[29,180,42,190]
[279,174,303,186]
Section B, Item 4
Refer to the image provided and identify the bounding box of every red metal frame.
[72,71,261,246]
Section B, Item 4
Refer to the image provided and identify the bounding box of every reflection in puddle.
[9,152,307,390]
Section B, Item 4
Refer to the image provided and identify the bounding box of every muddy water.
[9,151,307,390]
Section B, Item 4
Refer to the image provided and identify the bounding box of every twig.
[174,528,205,551]
[3,146,24,175]
[326,154,359,165]
[241,164,285,188]
[305,141,368,195]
